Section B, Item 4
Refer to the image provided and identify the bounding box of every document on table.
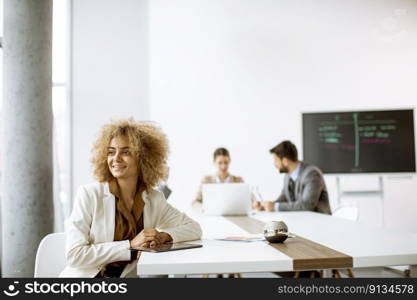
[216,234,265,243]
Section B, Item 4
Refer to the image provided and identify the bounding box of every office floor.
[188,267,407,278]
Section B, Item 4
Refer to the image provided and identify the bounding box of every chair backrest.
[34,232,67,277]
[332,205,359,221]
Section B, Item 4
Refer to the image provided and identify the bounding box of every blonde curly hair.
[91,118,169,191]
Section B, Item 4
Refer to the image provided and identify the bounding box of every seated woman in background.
[192,147,244,211]
[60,118,202,278]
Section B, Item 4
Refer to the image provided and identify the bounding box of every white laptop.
[202,183,251,216]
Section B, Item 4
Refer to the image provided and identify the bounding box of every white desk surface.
[137,211,417,276]
[251,212,417,269]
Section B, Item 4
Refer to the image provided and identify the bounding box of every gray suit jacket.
[275,162,331,214]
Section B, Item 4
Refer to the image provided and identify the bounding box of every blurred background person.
[255,140,331,214]
[192,147,244,212]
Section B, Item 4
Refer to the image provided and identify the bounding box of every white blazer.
[59,182,202,277]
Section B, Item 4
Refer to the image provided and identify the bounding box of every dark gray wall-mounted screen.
[302,110,416,173]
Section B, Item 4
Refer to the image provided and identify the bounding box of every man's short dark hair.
[269,140,298,162]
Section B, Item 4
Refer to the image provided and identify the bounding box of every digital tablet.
[130,242,202,253]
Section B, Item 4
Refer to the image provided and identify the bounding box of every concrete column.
[1,0,53,277]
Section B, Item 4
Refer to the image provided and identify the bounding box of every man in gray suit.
[257,140,331,214]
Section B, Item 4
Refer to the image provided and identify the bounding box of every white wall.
[148,0,417,231]
[71,0,149,197]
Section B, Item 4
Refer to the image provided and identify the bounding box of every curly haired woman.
[60,118,202,277]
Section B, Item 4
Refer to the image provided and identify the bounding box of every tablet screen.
[130,242,202,253]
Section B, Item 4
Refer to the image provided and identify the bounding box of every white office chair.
[332,205,359,221]
[34,232,67,277]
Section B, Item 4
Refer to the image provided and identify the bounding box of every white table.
[137,211,417,277]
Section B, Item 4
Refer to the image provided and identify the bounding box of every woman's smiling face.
[107,135,139,180]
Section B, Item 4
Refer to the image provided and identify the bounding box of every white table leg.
[169,274,186,278]
[322,269,332,278]
[409,265,417,278]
